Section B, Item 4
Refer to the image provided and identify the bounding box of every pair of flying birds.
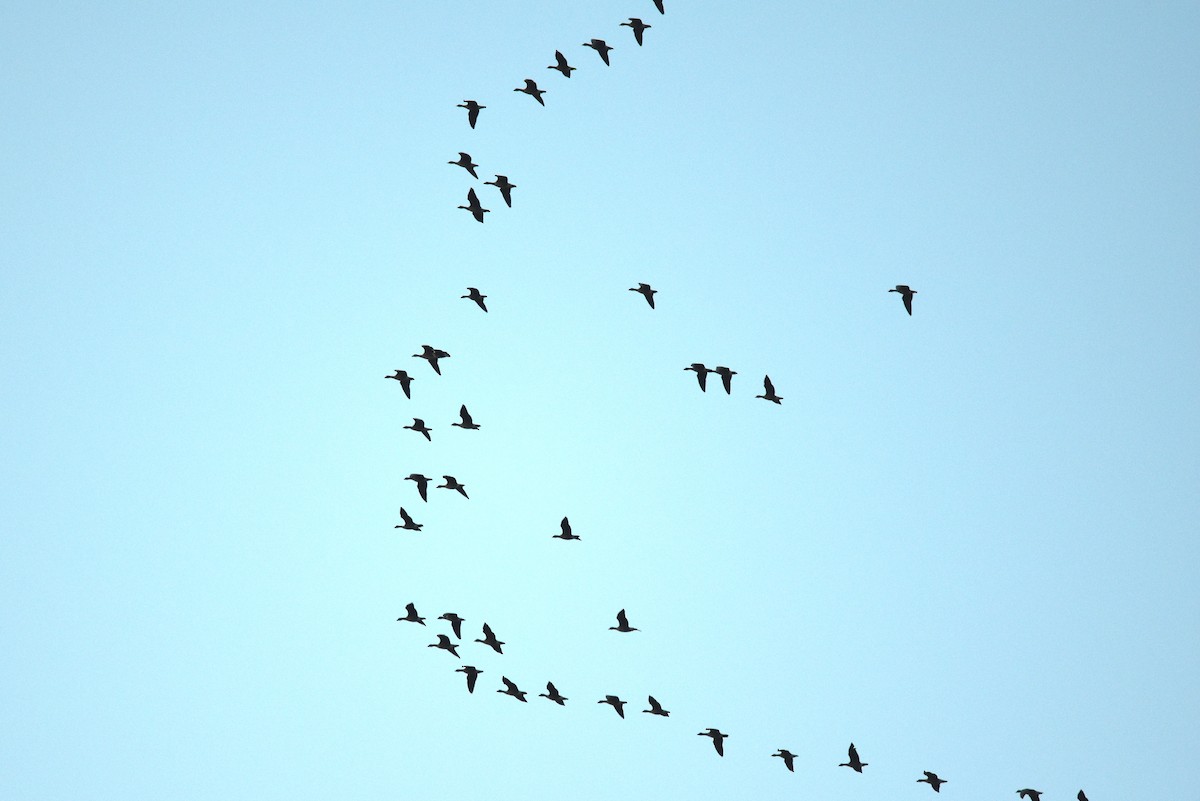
[403,405,478,442]
[404,473,466,500]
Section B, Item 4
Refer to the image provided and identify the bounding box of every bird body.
[598,695,627,718]
[554,516,579,540]
[918,771,947,792]
[457,100,484,129]
[413,345,451,374]
[514,78,546,105]
[405,473,430,502]
[839,743,867,772]
[438,612,464,639]
[713,366,737,395]
[583,39,614,65]
[397,602,425,624]
[395,507,423,531]
[453,404,480,430]
[629,283,657,308]
[498,676,527,702]
[698,729,728,756]
[548,50,575,78]
[456,665,481,693]
[621,18,651,45]
[539,682,568,705]
[449,151,479,178]
[889,284,917,315]
[385,370,414,398]
[773,749,797,772]
[756,374,783,404]
[685,363,712,391]
[609,608,638,632]
[437,475,469,499]
[462,287,488,312]
[428,634,460,658]
[458,188,489,223]
[404,418,432,441]
[643,696,669,717]
[476,623,505,654]
[484,175,515,207]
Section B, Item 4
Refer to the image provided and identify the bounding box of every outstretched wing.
[459,405,474,426]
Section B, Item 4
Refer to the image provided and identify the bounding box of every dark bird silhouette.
[889,284,917,315]
[629,283,657,308]
[548,50,575,78]
[773,749,797,772]
[653,0,665,14]
[484,175,515,207]
[621,18,651,45]
[918,772,947,792]
[497,676,527,702]
[598,695,627,718]
[404,473,430,502]
[698,729,728,756]
[514,78,546,106]
[428,634,460,658]
[583,39,614,65]
[458,187,489,223]
[452,404,480,430]
[396,602,425,625]
[685,363,712,391]
[456,664,481,693]
[457,100,484,129]
[437,475,468,499]
[609,609,638,632]
[755,374,783,404]
[385,369,414,398]
[461,287,488,312]
[438,612,464,639]
[553,516,579,540]
[404,418,432,441]
[539,682,568,705]
[713,366,737,395]
[839,743,867,773]
[1017,791,1043,801]
[475,623,505,654]
[1077,792,1089,801]
[394,507,423,531]
[449,151,479,178]
[413,345,451,374]
[643,696,670,717]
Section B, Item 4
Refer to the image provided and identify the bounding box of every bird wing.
[648,696,661,711]
[654,0,665,13]
[501,677,517,692]
[459,405,473,425]
[481,622,494,639]
[616,609,629,627]
[714,737,724,756]
[406,602,417,616]
[399,508,414,525]
[763,375,775,394]
[903,293,913,315]
[467,187,479,206]
[561,517,571,535]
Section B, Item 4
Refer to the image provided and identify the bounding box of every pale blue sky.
[2,2,1197,799]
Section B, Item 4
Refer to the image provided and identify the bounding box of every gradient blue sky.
[2,2,1198,799]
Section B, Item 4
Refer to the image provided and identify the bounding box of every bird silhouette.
[583,39,614,65]
[918,772,947,792]
[413,345,451,375]
[653,0,665,14]
[385,369,414,398]
[755,374,783,404]
[514,78,546,106]
[437,475,468,499]
[438,612,464,639]
[484,175,515,207]
[428,634,460,658]
[457,100,484,129]
[553,516,579,540]
[452,404,480,430]
[698,729,728,756]
[1017,791,1043,801]
[456,665,482,693]
[621,18,651,45]
[548,50,575,78]
[461,287,488,312]
[609,609,638,632]
[1077,792,1089,801]
[629,283,657,308]
[539,682,568,705]
[685,363,712,391]
[396,602,425,625]
[773,749,797,772]
[394,508,423,531]
[643,696,670,717]
[404,418,432,441]
[598,695,627,718]
[475,623,505,654]
[404,474,430,502]
[458,187,489,223]
[497,676,527,702]
[712,366,737,394]
[449,151,479,178]
[889,284,917,315]
[839,743,867,773]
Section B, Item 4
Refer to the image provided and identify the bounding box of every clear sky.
[2,1,1197,799]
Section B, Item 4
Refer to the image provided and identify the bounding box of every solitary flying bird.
[773,750,797,772]
[1017,791,1043,801]
[539,682,568,705]
[449,151,479,178]
[404,418,432,441]
[497,676,527,702]
[457,100,484,129]
[889,284,917,315]
[583,39,614,65]
[385,369,414,398]
[456,665,482,693]
[918,772,947,792]
[437,475,468,498]
[438,612,464,639]
[396,602,425,625]
[453,404,480,430]
[755,375,783,404]
[458,187,489,223]
[461,287,488,312]
[598,695,627,718]
[484,175,515,207]
[629,283,657,308]
[620,18,651,45]
[413,345,451,375]
[839,743,867,773]
[609,609,638,632]
[698,729,728,756]
[475,623,505,654]
[712,366,737,395]
[643,696,670,717]
[653,0,665,13]
[685,363,712,391]
[514,78,546,106]
[404,473,431,502]
[395,508,423,531]
[548,50,575,78]
[428,634,460,658]
[554,516,579,540]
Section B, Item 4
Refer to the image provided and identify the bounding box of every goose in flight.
[384,369,414,398]
[404,418,432,441]
[394,507,423,531]
[620,18,651,46]
[629,283,656,308]
[428,634,460,658]
[404,473,430,502]
[497,676,527,702]
[772,749,797,772]
[457,100,484,129]
[539,682,568,705]
[755,375,783,404]
[437,475,469,499]
[438,612,464,639]
[458,187,489,223]
[449,151,479,179]
[698,729,728,756]
[609,609,638,632]
[642,696,669,717]
[685,363,712,391]
[413,345,450,374]
[548,50,575,78]
[484,175,515,207]
[712,366,737,395]
[461,287,488,312]
[598,695,627,718]
[889,284,917,315]
[514,78,546,106]
[475,623,505,654]
[452,404,480,430]
[839,743,867,773]
[583,39,614,65]
[553,516,579,540]
[456,665,481,693]
[396,602,425,625]
[918,772,947,792]
[1016,792,1043,801]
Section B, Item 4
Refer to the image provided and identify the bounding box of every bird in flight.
[1077,792,1089,801]
[457,100,484,129]
[839,743,867,773]
[394,508,423,531]
[456,665,481,693]
[889,284,917,315]
[553,516,579,540]
[437,475,469,499]
[428,634,460,658]
[497,676,527,702]
[629,283,657,308]
[712,366,737,395]
[385,369,414,398]
[539,682,568,705]
[698,729,728,756]
[598,695,627,718]
[438,612,464,639]
[452,404,480,430]
[514,78,546,106]
[755,375,783,404]
[404,418,432,441]
[583,39,614,65]
[643,696,669,717]
[475,623,505,654]
[548,50,575,78]
[449,151,479,179]
[918,772,947,792]
[461,287,488,312]
[653,0,665,14]
[396,602,425,625]
[413,345,450,374]
[1017,791,1043,801]
[772,749,797,772]
[404,474,430,502]
[458,187,489,223]
[484,175,515,208]
[685,363,712,391]
[621,18,651,46]
[609,609,638,632]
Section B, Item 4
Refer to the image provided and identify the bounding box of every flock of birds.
[387,2,1089,798]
